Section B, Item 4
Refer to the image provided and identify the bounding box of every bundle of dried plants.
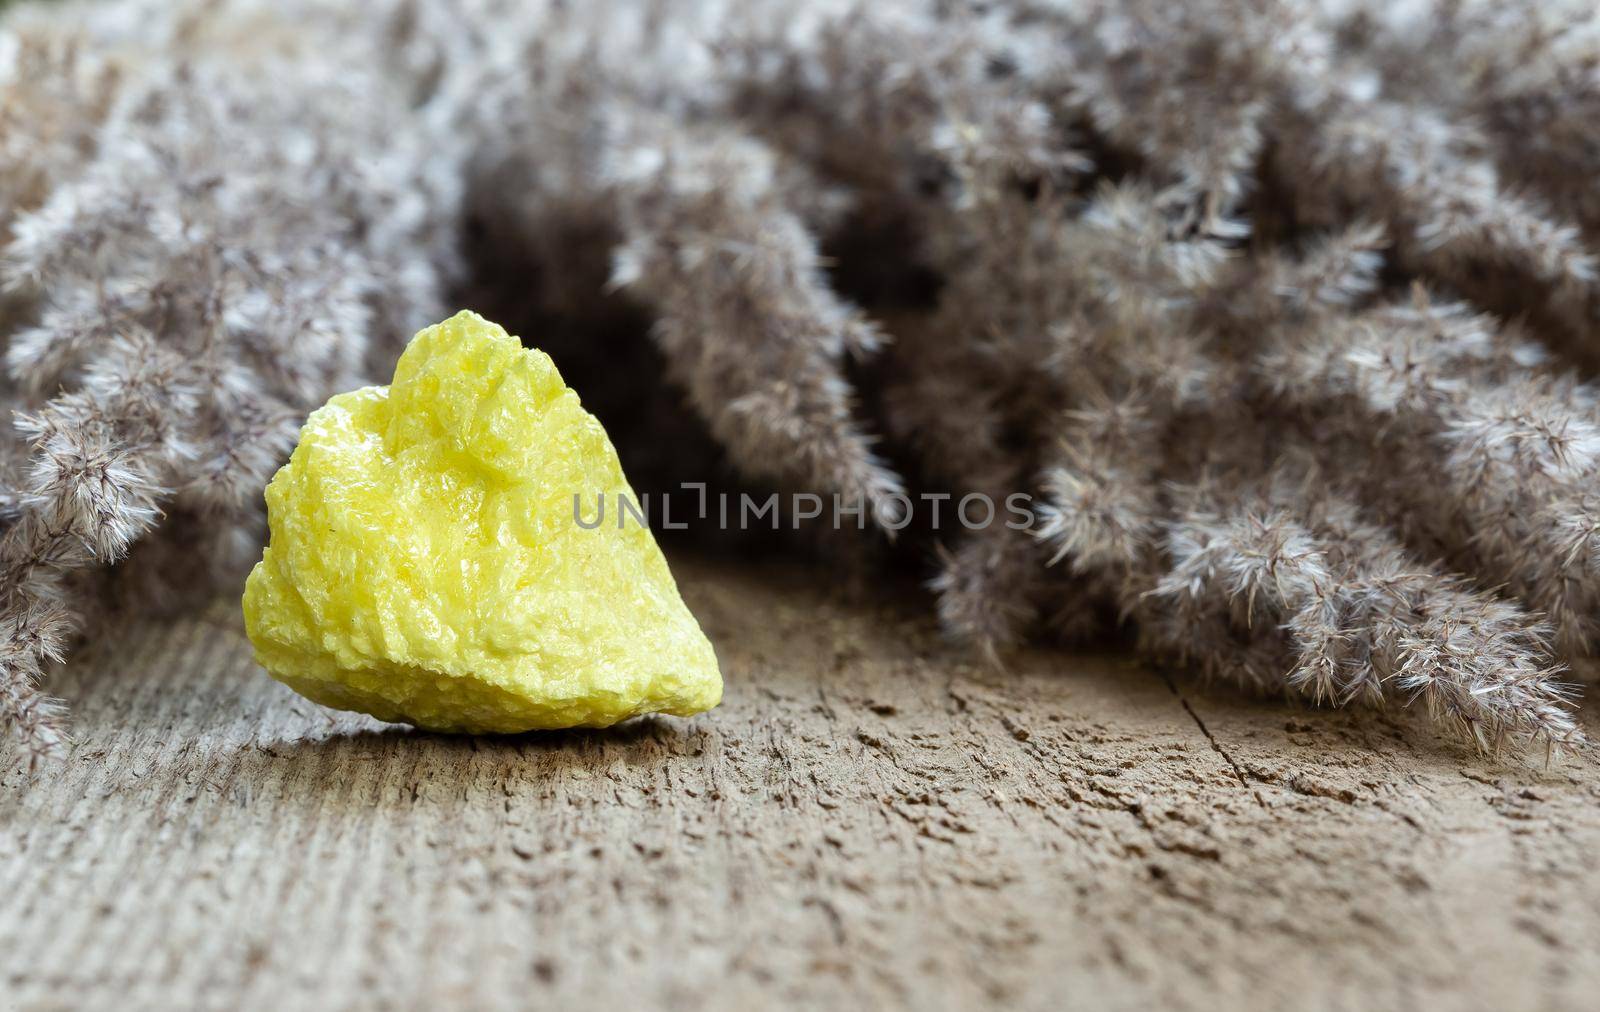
[4,0,1598,767]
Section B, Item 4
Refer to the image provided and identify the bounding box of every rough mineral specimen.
[242,311,722,732]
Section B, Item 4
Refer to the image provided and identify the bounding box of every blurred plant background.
[3,0,1600,768]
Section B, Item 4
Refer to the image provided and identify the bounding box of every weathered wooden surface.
[5,552,1600,1011]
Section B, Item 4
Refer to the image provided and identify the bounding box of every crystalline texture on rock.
[242,310,722,732]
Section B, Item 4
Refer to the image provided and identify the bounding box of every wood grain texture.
[5,552,1600,1011]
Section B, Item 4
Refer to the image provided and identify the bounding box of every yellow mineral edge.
[242,311,722,732]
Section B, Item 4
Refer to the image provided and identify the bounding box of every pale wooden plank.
[3,554,1597,1010]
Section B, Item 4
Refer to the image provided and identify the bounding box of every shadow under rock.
[238,713,716,795]
[262,711,709,758]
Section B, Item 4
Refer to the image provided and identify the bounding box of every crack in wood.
[1158,671,1269,810]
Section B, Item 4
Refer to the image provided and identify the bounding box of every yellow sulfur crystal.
[242,311,722,732]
